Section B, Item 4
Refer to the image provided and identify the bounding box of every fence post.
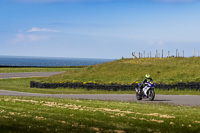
[150,51,151,58]
[193,48,195,57]
[156,50,158,58]
[132,52,134,59]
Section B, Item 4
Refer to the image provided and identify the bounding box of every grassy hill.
[43,57,200,84]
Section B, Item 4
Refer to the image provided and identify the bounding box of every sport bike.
[135,81,155,101]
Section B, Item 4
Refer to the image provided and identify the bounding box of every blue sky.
[1,0,200,59]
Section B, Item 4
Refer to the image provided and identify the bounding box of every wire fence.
[132,48,199,59]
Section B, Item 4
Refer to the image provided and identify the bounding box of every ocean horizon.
[0,55,115,67]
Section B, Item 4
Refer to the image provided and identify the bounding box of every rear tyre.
[136,91,142,100]
[148,90,155,101]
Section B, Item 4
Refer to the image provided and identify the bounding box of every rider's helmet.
[145,74,150,79]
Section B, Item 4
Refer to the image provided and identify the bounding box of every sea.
[0,56,115,67]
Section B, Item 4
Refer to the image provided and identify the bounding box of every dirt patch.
[90,127,100,132]
[150,119,164,123]
[144,113,175,119]
[194,121,200,124]
[35,116,46,120]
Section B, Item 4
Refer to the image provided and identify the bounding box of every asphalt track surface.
[0,72,63,79]
[0,72,199,106]
[0,90,199,106]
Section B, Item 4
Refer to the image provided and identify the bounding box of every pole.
[144,51,145,58]
[156,50,158,58]
[132,52,133,59]
[150,51,151,58]
[193,48,195,57]
[139,52,140,59]
[162,49,163,58]
[183,50,184,57]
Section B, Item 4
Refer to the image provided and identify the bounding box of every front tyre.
[136,91,142,100]
[148,90,155,101]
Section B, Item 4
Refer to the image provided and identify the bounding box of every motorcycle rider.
[139,74,153,95]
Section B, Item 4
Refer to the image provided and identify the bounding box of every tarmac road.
[0,72,63,79]
[0,72,199,106]
[0,90,199,106]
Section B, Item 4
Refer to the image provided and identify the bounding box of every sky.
[1,0,200,59]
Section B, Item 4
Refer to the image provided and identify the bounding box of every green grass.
[1,78,200,95]
[1,58,200,95]
[0,96,200,133]
[0,78,133,94]
[0,67,79,73]
[43,57,200,84]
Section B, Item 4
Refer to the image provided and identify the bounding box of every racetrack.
[0,72,199,106]
[0,72,63,79]
[0,90,199,106]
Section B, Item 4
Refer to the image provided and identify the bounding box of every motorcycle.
[135,81,155,101]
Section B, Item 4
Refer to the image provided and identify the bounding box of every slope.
[43,57,200,84]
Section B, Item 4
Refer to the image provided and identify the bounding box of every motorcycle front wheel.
[148,90,155,101]
[136,91,142,100]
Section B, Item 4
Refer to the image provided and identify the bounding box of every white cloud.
[28,27,59,32]
[147,40,164,46]
[28,35,49,41]
[13,34,25,43]
[12,34,49,43]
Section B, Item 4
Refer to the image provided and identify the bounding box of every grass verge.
[0,96,199,133]
[0,78,134,94]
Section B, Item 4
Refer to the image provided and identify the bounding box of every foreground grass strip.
[0,96,200,132]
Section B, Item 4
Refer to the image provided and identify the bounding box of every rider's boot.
[139,86,142,96]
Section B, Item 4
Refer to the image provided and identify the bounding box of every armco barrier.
[30,81,200,91]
